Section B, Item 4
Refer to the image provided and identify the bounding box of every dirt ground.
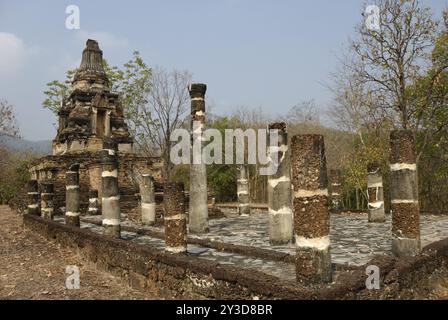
[0,205,161,300]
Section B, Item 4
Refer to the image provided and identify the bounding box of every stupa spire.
[78,39,105,73]
[73,39,109,89]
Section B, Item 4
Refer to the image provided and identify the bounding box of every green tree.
[407,21,448,212]
[206,116,242,202]
[42,61,122,115]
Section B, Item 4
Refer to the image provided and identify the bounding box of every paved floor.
[72,218,297,281]
[196,213,448,266]
[75,211,448,282]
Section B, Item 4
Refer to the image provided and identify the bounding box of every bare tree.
[328,56,392,144]
[0,99,20,138]
[232,106,268,130]
[0,99,22,204]
[285,99,320,125]
[145,67,192,179]
[350,0,437,129]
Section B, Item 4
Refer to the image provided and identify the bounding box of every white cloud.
[0,32,27,77]
[75,30,129,49]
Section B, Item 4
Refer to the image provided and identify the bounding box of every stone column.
[164,182,187,253]
[267,122,293,244]
[389,130,420,257]
[88,190,100,215]
[188,83,209,233]
[91,107,98,135]
[237,165,250,216]
[105,110,111,137]
[101,140,121,238]
[329,169,342,211]
[65,164,81,227]
[40,183,54,220]
[141,174,156,225]
[367,162,386,223]
[27,180,40,216]
[291,134,332,284]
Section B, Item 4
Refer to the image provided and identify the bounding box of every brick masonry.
[29,153,162,216]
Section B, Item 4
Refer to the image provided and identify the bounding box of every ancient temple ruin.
[53,39,133,155]
[21,39,448,300]
[29,39,162,215]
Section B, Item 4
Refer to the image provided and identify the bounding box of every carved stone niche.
[95,108,110,138]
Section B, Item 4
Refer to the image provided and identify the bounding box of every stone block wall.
[29,152,163,215]
[23,213,448,299]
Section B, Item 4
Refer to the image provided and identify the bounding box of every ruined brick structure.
[29,39,162,216]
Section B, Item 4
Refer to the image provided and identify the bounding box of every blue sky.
[0,0,446,140]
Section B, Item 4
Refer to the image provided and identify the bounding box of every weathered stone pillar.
[105,110,111,137]
[164,182,187,253]
[141,174,156,225]
[267,122,293,244]
[101,140,121,238]
[188,83,209,233]
[40,183,54,220]
[291,134,332,284]
[237,165,250,216]
[88,189,100,215]
[27,180,40,216]
[329,169,343,211]
[390,130,420,257]
[367,162,386,223]
[91,107,98,135]
[65,163,81,227]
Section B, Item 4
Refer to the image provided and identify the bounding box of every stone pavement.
[190,212,448,266]
[55,211,448,282]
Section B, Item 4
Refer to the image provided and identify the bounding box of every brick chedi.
[53,39,133,155]
[28,39,162,217]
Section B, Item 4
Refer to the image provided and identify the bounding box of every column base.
[189,226,210,234]
[87,208,101,216]
[189,218,210,234]
[238,204,250,216]
[392,237,421,257]
[269,212,293,245]
[41,209,54,220]
[141,204,156,226]
[142,220,155,226]
[103,224,121,238]
[368,209,386,223]
[165,218,187,248]
[188,204,209,234]
[165,245,187,254]
[295,246,332,284]
[65,215,80,227]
